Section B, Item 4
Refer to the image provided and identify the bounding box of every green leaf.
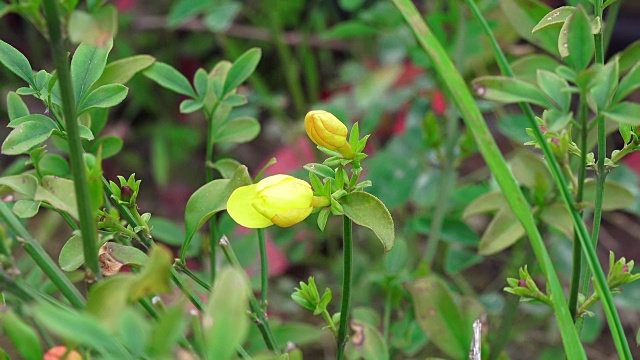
[92,55,155,89]
[339,192,395,252]
[34,302,129,357]
[540,203,574,239]
[39,153,69,177]
[203,2,241,32]
[68,8,117,47]
[79,124,95,141]
[223,48,261,95]
[193,68,209,98]
[182,166,251,259]
[615,40,640,73]
[71,39,113,105]
[59,234,84,272]
[462,191,507,219]
[304,163,335,179]
[103,242,148,267]
[543,108,574,132]
[117,309,149,358]
[322,21,378,38]
[204,267,251,360]
[532,6,575,33]
[143,62,196,97]
[213,117,260,143]
[78,83,128,113]
[167,0,211,27]
[500,0,559,56]
[472,76,554,108]
[90,135,123,159]
[583,179,635,211]
[603,102,640,126]
[559,6,594,71]
[2,311,43,360]
[478,209,525,255]
[34,176,78,219]
[537,70,571,112]
[147,301,189,357]
[0,39,35,86]
[511,54,560,83]
[12,200,40,218]
[0,174,38,197]
[212,158,243,179]
[510,151,553,190]
[221,93,247,107]
[589,58,618,111]
[408,276,475,359]
[7,92,29,121]
[179,99,203,113]
[613,61,640,103]
[8,114,52,128]
[2,120,57,155]
[345,320,389,360]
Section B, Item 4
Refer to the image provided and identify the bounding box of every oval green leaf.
[71,39,113,104]
[204,267,251,360]
[92,54,155,89]
[34,176,78,219]
[0,39,35,86]
[7,91,29,121]
[214,117,260,143]
[532,6,575,33]
[223,47,261,95]
[2,120,57,155]
[478,209,525,255]
[182,166,251,259]
[143,61,196,98]
[78,83,128,113]
[583,179,635,211]
[339,192,395,252]
[559,6,594,71]
[603,102,640,126]
[472,76,554,108]
[408,276,474,359]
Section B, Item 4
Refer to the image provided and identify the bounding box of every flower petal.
[227,184,273,228]
[271,207,313,227]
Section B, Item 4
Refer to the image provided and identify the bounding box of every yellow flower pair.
[227,110,348,229]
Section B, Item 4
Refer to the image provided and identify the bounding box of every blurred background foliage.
[1,0,640,358]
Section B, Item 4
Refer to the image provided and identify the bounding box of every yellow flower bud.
[227,175,314,228]
[305,110,355,159]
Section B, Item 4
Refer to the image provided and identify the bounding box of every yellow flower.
[304,110,355,159]
[227,175,314,228]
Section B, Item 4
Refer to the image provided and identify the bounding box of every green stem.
[568,94,589,320]
[205,105,221,284]
[336,216,353,360]
[462,0,630,357]
[220,236,280,354]
[0,202,85,308]
[258,229,268,306]
[42,0,101,281]
[174,260,212,291]
[170,268,205,311]
[594,1,605,65]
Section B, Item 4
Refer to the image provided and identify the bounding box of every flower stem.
[336,216,353,360]
[0,202,85,308]
[219,236,280,354]
[204,102,223,284]
[568,94,589,320]
[42,0,101,281]
[258,229,269,306]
